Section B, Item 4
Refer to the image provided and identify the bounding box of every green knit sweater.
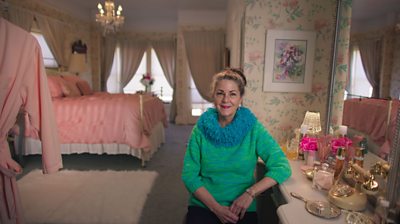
[181,107,291,212]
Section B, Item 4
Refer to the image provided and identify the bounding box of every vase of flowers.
[140,73,154,92]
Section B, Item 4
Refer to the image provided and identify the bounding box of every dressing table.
[275,153,384,224]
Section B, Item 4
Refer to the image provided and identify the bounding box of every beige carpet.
[18,169,158,224]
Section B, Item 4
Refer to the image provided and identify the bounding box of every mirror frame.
[325,0,342,135]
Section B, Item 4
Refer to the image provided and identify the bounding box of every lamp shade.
[68,53,87,74]
[302,111,322,136]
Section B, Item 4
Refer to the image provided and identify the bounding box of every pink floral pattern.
[242,0,352,142]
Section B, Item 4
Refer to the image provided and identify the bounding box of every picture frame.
[263,30,316,93]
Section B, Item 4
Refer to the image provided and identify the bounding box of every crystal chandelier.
[95,0,124,35]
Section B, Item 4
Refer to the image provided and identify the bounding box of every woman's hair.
[210,68,247,96]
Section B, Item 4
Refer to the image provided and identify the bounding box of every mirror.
[326,0,400,217]
[328,0,400,161]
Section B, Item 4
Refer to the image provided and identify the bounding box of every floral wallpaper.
[240,0,352,142]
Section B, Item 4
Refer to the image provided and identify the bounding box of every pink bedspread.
[27,92,167,152]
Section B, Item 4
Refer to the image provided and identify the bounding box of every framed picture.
[263,30,316,93]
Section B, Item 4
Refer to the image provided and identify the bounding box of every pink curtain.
[0,18,63,224]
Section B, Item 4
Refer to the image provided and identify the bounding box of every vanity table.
[276,153,384,224]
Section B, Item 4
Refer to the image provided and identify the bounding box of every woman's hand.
[212,204,239,224]
[229,192,253,219]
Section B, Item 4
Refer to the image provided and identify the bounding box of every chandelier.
[95,0,124,35]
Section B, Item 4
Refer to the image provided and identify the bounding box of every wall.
[237,0,351,142]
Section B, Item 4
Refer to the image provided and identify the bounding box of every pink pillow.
[62,74,82,85]
[61,74,82,97]
[62,80,81,97]
[47,75,64,98]
[76,80,93,95]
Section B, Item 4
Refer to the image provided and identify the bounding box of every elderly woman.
[182,68,292,224]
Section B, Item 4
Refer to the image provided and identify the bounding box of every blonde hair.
[210,68,247,96]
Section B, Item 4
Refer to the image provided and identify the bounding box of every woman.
[181,68,291,224]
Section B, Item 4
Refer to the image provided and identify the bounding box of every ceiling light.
[95,0,124,35]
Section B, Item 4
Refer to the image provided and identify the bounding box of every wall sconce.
[302,111,322,136]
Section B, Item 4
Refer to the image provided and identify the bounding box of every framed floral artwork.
[263,30,316,92]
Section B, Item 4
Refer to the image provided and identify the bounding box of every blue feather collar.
[197,107,257,147]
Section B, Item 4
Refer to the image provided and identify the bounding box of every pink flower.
[331,137,352,154]
[141,73,154,86]
[300,137,318,151]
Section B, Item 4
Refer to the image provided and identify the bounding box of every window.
[346,46,373,99]
[122,52,147,94]
[31,32,58,68]
[108,47,173,103]
[107,46,123,93]
[190,76,213,116]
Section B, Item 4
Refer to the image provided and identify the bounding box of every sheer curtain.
[152,38,176,87]
[101,37,117,91]
[7,5,34,31]
[152,38,177,122]
[358,38,382,98]
[183,30,225,102]
[119,38,147,92]
[35,15,68,68]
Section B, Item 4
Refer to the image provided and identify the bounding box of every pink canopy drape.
[0,18,63,224]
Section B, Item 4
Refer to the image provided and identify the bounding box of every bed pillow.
[61,74,83,97]
[76,80,93,95]
[62,74,82,85]
[47,75,65,98]
[62,80,81,97]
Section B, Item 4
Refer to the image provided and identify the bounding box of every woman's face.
[213,79,243,124]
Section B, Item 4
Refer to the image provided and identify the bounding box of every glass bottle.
[359,137,368,155]
[374,196,390,224]
[298,124,308,161]
[338,125,348,138]
[306,150,316,166]
[353,146,364,167]
[312,163,334,190]
[334,147,346,178]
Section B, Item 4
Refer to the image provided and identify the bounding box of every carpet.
[17,169,158,224]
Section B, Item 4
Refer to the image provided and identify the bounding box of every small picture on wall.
[273,39,306,83]
[263,30,316,93]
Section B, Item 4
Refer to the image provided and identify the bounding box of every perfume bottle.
[312,163,334,191]
[353,147,364,167]
[359,137,368,154]
[334,147,346,178]
[306,150,316,166]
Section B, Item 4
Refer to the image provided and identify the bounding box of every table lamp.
[68,53,87,76]
[302,111,322,136]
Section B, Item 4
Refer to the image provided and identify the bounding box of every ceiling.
[40,0,228,32]
[39,0,400,32]
[352,0,400,21]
